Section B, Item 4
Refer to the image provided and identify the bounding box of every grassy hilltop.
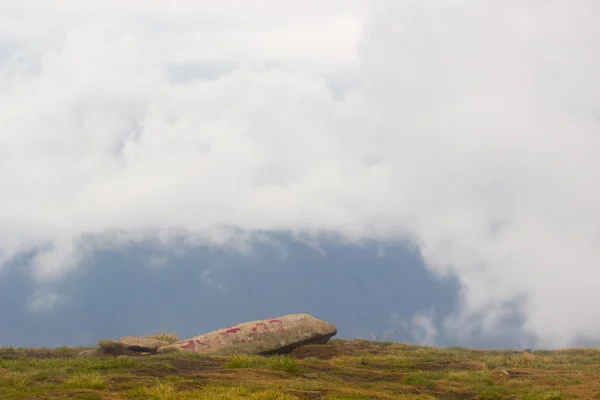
[0,339,597,399]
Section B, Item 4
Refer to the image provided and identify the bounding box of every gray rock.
[158,313,337,356]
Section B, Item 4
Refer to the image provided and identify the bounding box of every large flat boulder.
[157,313,337,355]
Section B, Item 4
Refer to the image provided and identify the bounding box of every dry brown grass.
[146,329,180,343]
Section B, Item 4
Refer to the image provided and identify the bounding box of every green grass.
[522,389,566,400]
[62,373,108,390]
[225,354,301,374]
[401,373,438,390]
[124,382,299,400]
[0,340,593,399]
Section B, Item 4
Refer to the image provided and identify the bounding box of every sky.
[1,0,600,349]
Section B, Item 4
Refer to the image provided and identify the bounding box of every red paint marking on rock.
[181,340,195,349]
[220,328,242,336]
[252,323,268,332]
[268,319,286,332]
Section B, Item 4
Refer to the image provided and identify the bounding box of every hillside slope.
[0,340,593,399]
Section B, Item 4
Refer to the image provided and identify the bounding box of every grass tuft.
[146,330,180,344]
[0,370,31,387]
[63,373,108,390]
[522,390,566,400]
[225,354,300,374]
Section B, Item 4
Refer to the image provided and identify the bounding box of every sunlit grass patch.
[0,366,62,387]
[522,389,566,400]
[0,369,31,387]
[448,370,493,385]
[225,354,300,374]
[63,373,108,390]
[125,380,178,399]
[125,382,298,400]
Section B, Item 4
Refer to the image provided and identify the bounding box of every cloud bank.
[1,236,463,348]
[1,0,600,348]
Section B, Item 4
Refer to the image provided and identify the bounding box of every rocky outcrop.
[117,336,169,353]
[78,313,336,357]
[78,337,170,357]
[78,340,131,357]
[158,313,337,355]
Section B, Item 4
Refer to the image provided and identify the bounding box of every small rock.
[491,369,511,380]
[301,372,319,379]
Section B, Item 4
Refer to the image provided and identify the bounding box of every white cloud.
[200,269,214,286]
[410,310,438,346]
[1,0,600,348]
[28,290,60,312]
[148,256,168,270]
